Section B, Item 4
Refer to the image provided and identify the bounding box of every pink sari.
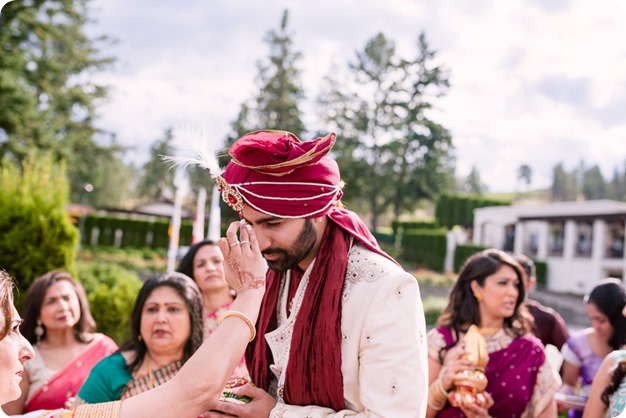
[24,335,118,412]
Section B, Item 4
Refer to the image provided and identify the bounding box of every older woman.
[0,219,266,418]
[177,239,248,377]
[2,271,118,414]
[74,272,203,404]
[426,249,560,418]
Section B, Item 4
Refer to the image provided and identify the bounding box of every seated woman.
[177,239,248,377]
[0,219,266,418]
[582,302,626,418]
[426,249,560,418]
[560,278,626,418]
[2,271,118,414]
[74,271,203,404]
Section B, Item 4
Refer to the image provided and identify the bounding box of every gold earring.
[474,293,483,303]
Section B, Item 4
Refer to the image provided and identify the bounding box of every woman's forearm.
[119,289,265,418]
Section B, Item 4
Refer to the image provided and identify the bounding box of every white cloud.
[82,0,626,192]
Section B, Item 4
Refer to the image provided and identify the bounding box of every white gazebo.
[473,200,626,294]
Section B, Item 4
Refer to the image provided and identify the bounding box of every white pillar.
[473,214,483,245]
[444,230,456,273]
[537,222,549,260]
[592,219,605,262]
[514,222,524,254]
[563,220,576,260]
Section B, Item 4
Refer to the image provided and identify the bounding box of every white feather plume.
[161,123,224,179]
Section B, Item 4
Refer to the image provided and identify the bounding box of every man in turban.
[209,130,428,418]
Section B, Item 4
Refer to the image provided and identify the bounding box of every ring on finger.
[240,240,251,245]
[230,241,240,247]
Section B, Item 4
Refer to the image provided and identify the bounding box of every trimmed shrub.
[534,260,548,286]
[0,153,78,289]
[392,219,438,239]
[77,260,143,344]
[401,229,447,271]
[436,194,511,229]
[454,244,489,272]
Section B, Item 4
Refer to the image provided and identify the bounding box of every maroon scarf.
[246,209,394,410]
[246,221,348,410]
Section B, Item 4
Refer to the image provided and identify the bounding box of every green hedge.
[436,194,511,229]
[80,215,196,249]
[454,244,489,272]
[77,260,143,344]
[534,260,548,286]
[401,229,447,271]
[0,153,78,289]
[392,219,438,239]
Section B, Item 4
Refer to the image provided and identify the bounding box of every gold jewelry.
[428,377,450,411]
[34,320,44,344]
[474,292,483,302]
[220,310,256,342]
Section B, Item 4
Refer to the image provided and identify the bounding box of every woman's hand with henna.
[219,220,267,294]
[439,342,477,391]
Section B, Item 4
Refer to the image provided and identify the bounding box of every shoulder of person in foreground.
[581,351,619,418]
[76,352,130,404]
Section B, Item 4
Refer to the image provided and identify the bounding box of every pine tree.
[0,0,130,205]
[136,130,176,202]
[318,32,453,229]
[226,9,306,144]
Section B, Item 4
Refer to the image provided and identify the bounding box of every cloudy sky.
[4,0,626,192]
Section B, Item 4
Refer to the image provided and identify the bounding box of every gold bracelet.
[427,378,449,411]
[219,310,256,342]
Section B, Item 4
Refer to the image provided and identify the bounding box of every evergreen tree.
[582,165,606,200]
[226,9,306,145]
[317,32,453,229]
[464,166,486,195]
[0,0,130,204]
[551,163,577,201]
[135,130,176,202]
[517,164,532,189]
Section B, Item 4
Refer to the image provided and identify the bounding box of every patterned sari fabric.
[119,360,182,400]
[24,335,118,412]
[13,401,121,418]
[428,326,559,418]
[609,351,626,418]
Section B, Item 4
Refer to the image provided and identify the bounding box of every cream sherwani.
[267,242,428,418]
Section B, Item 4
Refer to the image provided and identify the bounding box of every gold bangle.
[428,378,449,411]
[220,310,256,342]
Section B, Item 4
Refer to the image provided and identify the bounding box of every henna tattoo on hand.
[224,252,265,290]
[242,272,265,289]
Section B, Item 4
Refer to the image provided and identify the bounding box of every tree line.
[2,2,623,230]
[550,161,626,202]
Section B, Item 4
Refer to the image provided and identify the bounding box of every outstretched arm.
[119,220,267,418]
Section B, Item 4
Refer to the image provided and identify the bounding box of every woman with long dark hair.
[560,278,626,418]
[426,249,559,418]
[2,271,117,414]
[74,272,203,404]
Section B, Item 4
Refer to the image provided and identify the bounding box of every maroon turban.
[220,130,343,218]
